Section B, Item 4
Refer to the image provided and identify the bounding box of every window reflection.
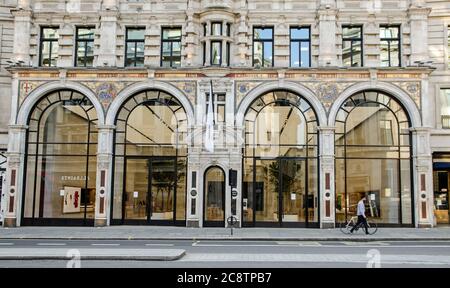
[335,91,412,225]
[24,91,97,223]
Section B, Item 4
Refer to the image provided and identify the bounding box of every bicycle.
[339,216,378,235]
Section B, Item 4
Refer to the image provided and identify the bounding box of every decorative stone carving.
[172,81,197,105]
[235,81,262,107]
[392,81,421,109]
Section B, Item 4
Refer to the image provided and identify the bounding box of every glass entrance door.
[243,158,308,227]
[434,170,450,225]
[204,167,225,227]
[124,157,176,224]
[150,158,176,222]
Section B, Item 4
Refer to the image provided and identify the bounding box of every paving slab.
[0,248,185,261]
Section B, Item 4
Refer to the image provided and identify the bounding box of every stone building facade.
[1,0,450,228]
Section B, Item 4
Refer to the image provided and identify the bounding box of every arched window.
[23,90,98,225]
[112,90,188,225]
[335,91,413,226]
[242,90,319,227]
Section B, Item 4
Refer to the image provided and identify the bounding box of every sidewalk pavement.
[0,248,185,261]
[1,226,450,241]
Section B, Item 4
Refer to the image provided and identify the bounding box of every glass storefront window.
[24,91,97,224]
[112,90,188,225]
[335,91,412,225]
[243,90,319,227]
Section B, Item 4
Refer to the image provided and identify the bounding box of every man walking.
[350,195,369,235]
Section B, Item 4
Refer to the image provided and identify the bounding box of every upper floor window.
[125,28,145,67]
[290,27,310,68]
[253,27,273,67]
[342,26,363,67]
[211,22,222,36]
[380,25,400,67]
[40,27,59,67]
[447,26,450,69]
[440,89,450,129]
[161,27,182,68]
[75,27,95,67]
[211,41,222,65]
[206,93,226,124]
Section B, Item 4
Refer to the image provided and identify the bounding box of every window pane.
[253,42,263,66]
[172,42,181,56]
[211,42,221,65]
[127,28,145,40]
[342,41,352,66]
[50,42,58,67]
[43,28,59,39]
[263,41,273,67]
[163,28,181,40]
[135,42,144,67]
[440,89,450,128]
[300,42,310,67]
[254,28,273,40]
[218,104,225,123]
[351,41,362,67]
[41,41,51,67]
[380,26,399,39]
[390,40,400,67]
[291,28,309,40]
[77,28,94,40]
[343,27,361,39]
[290,41,300,67]
[76,41,94,67]
[380,41,389,67]
[212,23,222,36]
[126,43,135,66]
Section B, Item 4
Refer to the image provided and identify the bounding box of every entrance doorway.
[243,158,314,227]
[203,167,226,227]
[433,157,450,225]
[124,157,180,225]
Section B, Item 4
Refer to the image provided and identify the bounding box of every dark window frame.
[289,26,311,68]
[160,27,182,68]
[342,25,364,67]
[74,26,95,67]
[39,26,59,67]
[252,26,274,67]
[380,25,401,67]
[125,27,145,68]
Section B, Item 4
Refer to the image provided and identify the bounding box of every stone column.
[94,125,115,226]
[408,5,431,65]
[221,39,227,67]
[319,127,335,228]
[317,7,338,67]
[411,128,434,228]
[3,125,27,227]
[186,156,200,227]
[96,11,118,67]
[11,8,32,65]
[204,21,211,66]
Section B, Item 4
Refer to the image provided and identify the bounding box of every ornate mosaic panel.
[171,81,197,106]
[391,81,421,110]
[235,81,263,107]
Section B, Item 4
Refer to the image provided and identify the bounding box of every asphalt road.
[0,239,449,268]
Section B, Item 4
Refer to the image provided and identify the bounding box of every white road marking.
[36,243,67,246]
[276,241,322,246]
[91,243,120,246]
[0,243,14,246]
[145,243,174,247]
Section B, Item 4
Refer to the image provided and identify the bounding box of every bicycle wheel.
[366,222,378,235]
[339,221,354,234]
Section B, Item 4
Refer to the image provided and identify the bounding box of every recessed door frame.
[122,156,178,225]
[203,166,226,227]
